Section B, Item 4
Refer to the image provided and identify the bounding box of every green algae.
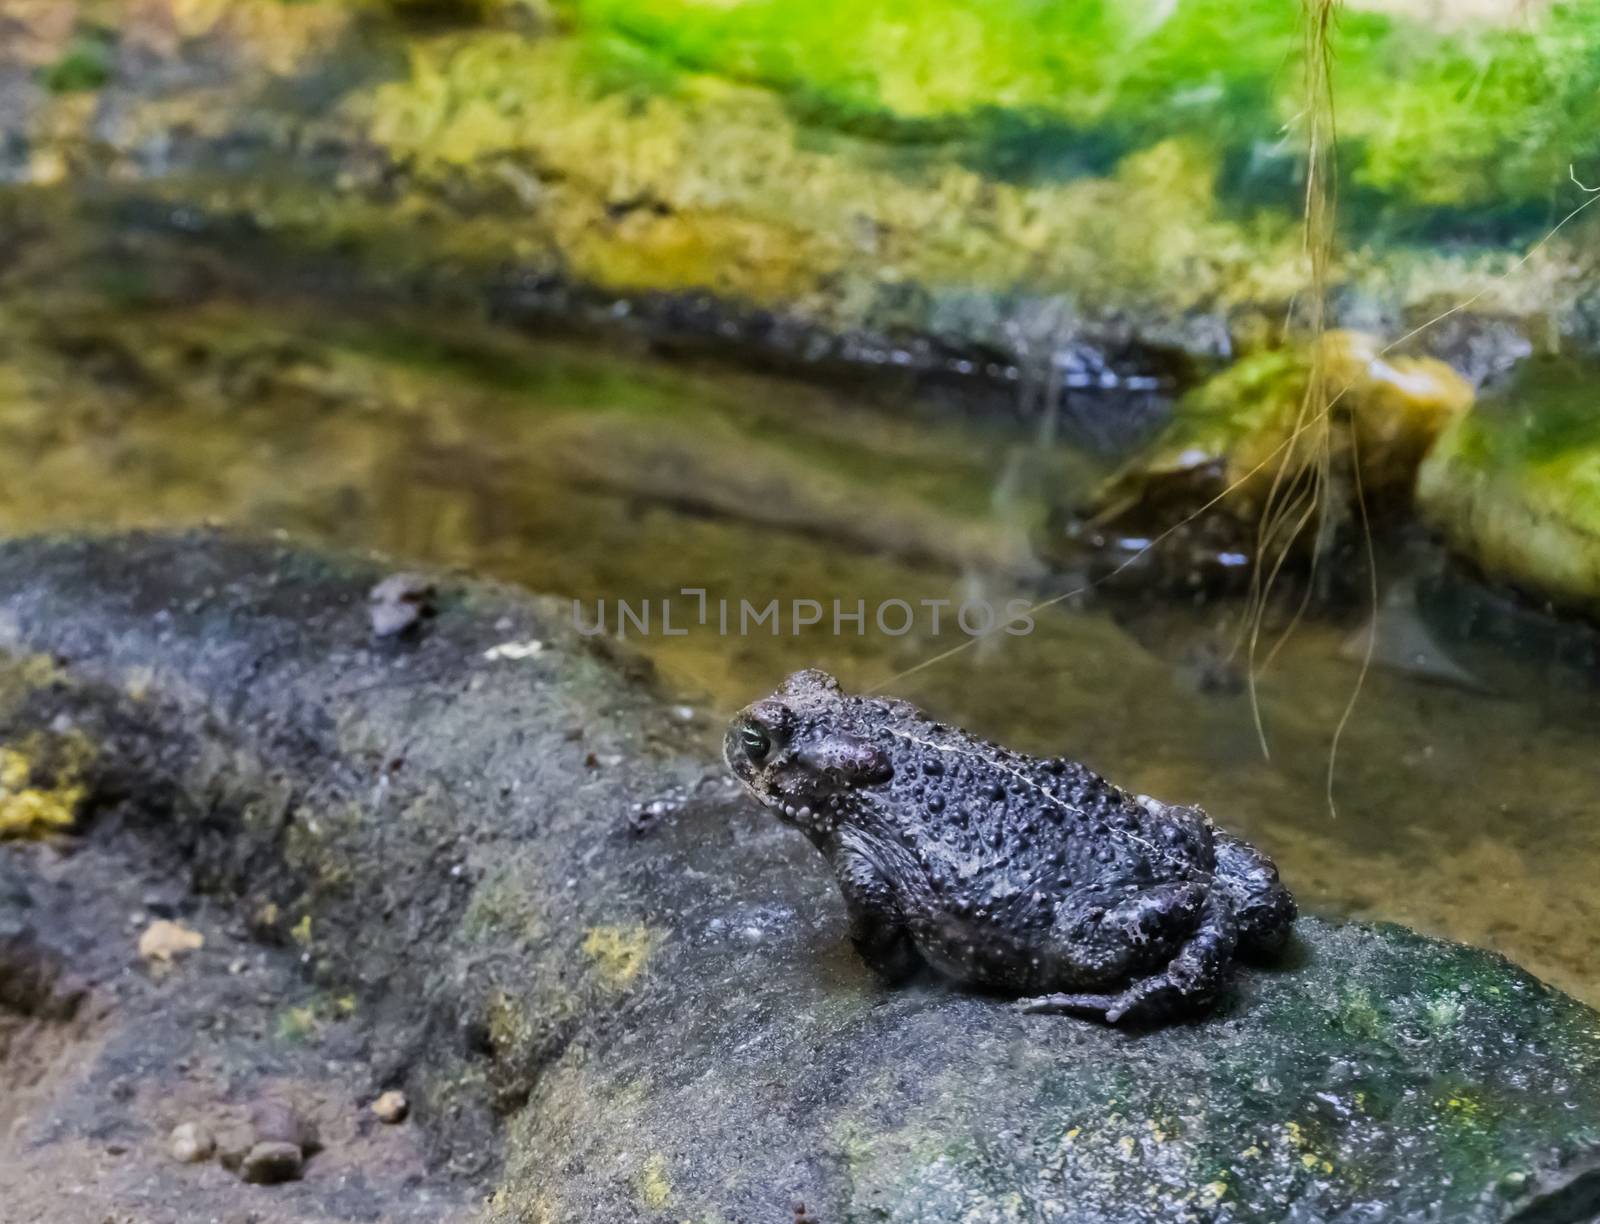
[40,26,118,95]
[11,0,1599,387]
[566,0,1600,223]
[353,29,1303,332]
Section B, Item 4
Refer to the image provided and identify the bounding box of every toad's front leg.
[831,844,924,984]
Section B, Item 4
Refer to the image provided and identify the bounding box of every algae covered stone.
[0,531,1598,1222]
[1081,331,1473,556]
[1417,360,1600,615]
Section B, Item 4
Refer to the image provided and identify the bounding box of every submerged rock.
[0,531,1596,1222]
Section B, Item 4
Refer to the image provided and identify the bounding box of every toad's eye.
[740,724,772,762]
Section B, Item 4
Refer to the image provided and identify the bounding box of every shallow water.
[4,222,1598,1005]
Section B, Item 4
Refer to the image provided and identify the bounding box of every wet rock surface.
[0,530,1597,1223]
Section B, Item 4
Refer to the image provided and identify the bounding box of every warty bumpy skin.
[725,669,1296,1024]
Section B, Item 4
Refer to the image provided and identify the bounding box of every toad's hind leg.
[1021,890,1238,1024]
[1212,831,1296,959]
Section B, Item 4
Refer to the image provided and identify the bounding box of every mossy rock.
[6,0,1599,402]
[0,530,1598,1221]
[565,0,1600,223]
[1417,359,1600,616]
[1060,332,1473,584]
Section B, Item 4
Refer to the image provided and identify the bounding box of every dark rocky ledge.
[0,530,1598,1223]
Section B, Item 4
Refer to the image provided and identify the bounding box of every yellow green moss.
[1282,1120,1335,1177]
[167,0,358,75]
[276,1004,320,1042]
[355,34,1302,318]
[463,871,549,945]
[281,802,360,893]
[484,1187,563,1224]
[485,988,536,1054]
[571,0,1600,221]
[0,733,92,839]
[581,924,660,987]
[636,1152,672,1210]
[0,652,67,714]
[274,990,362,1041]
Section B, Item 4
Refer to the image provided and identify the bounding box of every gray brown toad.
[726,669,1295,1023]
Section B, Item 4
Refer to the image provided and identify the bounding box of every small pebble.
[627,796,680,836]
[170,1121,215,1164]
[369,573,435,639]
[482,639,544,661]
[138,919,203,964]
[240,1140,303,1185]
[250,1097,318,1153]
[371,1090,408,1124]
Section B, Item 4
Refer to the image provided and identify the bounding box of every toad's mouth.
[754,791,815,823]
